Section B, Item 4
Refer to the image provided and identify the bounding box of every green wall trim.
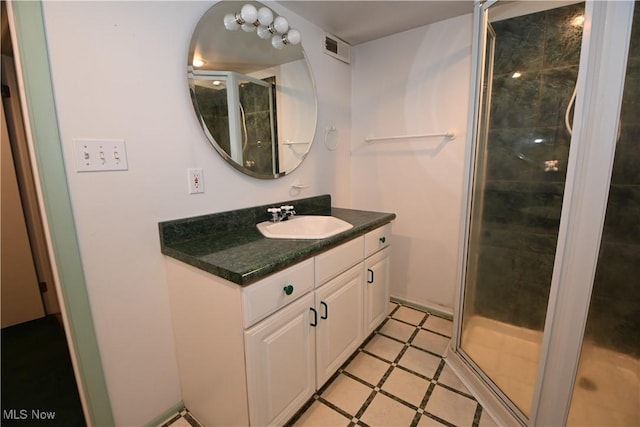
[9,2,115,426]
[144,402,185,427]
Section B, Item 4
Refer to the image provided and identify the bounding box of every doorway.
[1,2,85,424]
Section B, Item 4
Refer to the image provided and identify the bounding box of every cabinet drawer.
[242,258,314,328]
[365,223,392,258]
[315,236,364,286]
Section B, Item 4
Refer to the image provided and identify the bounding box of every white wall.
[41,1,351,425]
[40,1,472,423]
[276,59,316,172]
[351,14,473,314]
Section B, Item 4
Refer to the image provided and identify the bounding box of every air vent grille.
[323,33,350,64]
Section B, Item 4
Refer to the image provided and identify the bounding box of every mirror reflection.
[188,1,317,179]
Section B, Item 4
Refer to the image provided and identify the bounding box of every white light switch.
[74,139,128,172]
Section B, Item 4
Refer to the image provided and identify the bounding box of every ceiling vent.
[323,33,351,64]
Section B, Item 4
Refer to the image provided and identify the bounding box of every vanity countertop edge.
[159,196,395,286]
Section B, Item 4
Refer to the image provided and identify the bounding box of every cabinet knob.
[283,284,294,295]
[379,236,386,244]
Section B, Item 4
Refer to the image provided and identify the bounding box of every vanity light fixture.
[272,28,301,50]
[224,4,301,49]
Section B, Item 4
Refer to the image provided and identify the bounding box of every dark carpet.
[1,316,86,426]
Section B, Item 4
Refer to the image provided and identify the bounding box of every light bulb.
[271,34,285,49]
[241,23,256,32]
[571,14,584,27]
[257,25,272,39]
[240,4,258,24]
[257,7,273,26]
[273,16,289,34]
[285,29,301,45]
[192,58,205,67]
[224,13,240,31]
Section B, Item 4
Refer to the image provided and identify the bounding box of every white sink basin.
[257,216,353,239]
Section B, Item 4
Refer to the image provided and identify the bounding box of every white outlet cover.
[188,168,204,194]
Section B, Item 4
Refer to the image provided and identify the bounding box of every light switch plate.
[74,139,128,172]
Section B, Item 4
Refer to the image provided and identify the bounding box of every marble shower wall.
[191,77,276,175]
[473,3,585,331]
[587,3,640,357]
[193,85,232,155]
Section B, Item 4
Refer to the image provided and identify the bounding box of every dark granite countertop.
[159,195,395,285]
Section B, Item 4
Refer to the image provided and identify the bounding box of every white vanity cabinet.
[365,247,391,335]
[364,223,391,335]
[314,254,365,387]
[165,223,391,427]
[245,237,365,426]
[244,293,316,427]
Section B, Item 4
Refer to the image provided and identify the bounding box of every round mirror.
[188,1,318,179]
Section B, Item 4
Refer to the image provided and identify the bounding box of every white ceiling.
[189,1,474,73]
[277,1,474,46]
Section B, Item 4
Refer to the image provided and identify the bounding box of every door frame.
[6,1,114,425]
[531,1,634,424]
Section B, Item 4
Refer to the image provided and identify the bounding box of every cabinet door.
[244,293,316,427]
[315,263,364,387]
[364,247,390,335]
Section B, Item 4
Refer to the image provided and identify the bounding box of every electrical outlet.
[188,168,204,194]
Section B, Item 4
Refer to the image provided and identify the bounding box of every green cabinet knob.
[379,236,386,244]
[283,285,294,295]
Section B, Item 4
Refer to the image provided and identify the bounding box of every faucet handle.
[267,207,281,222]
[281,205,296,217]
[279,205,296,220]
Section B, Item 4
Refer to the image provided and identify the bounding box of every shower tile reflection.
[543,3,585,68]
[492,12,545,75]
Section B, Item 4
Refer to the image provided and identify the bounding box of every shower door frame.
[449,1,636,426]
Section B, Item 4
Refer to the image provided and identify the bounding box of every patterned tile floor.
[159,409,202,427]
[162,302,497,427]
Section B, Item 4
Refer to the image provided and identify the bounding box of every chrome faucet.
[267,205,296,222]
[280,205,296,221]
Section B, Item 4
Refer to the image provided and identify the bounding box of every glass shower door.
[237,77,278,176]
[460,1,586,420]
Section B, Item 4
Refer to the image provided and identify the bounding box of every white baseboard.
[390,295,453,319]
